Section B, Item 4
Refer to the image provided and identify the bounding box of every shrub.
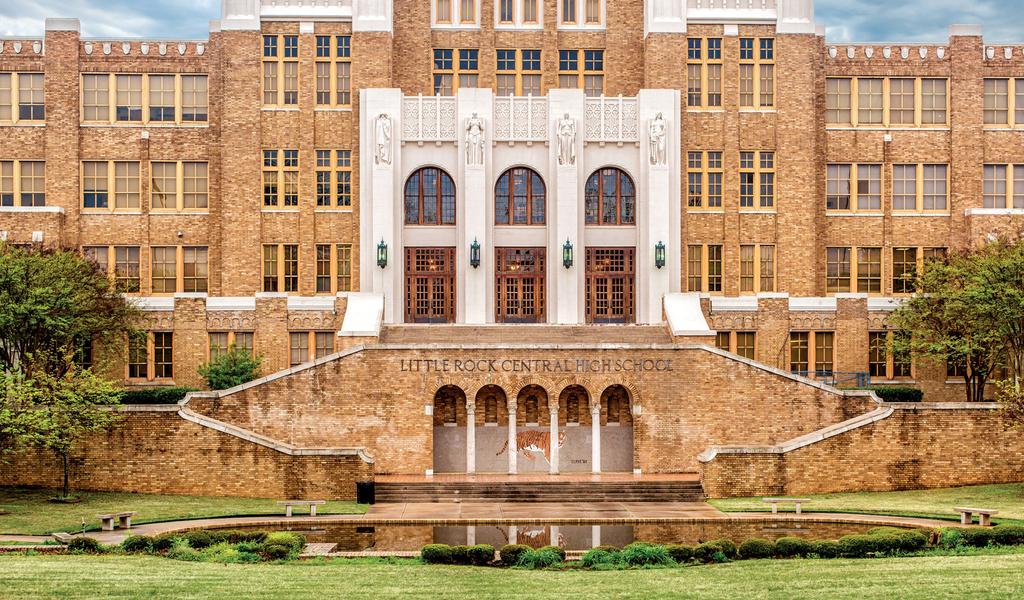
[467,544,495,566]
[538,545,566,562]
[960,528,993,548]
[516,548,563,569]
[891,530,929,553]
[152,533,180,552]
[499,544,531,567]
[182,531,215,549]
[774,537,812,558]
[421,544,452,564]
[581,548,620,568]
[262,544,293,560]
[665,544,694,564]
[198,346,262,390]
[167,538,201,562]
[264,532,305,554]
[121,535,154,553]
[710,539,738,560]
[866,527,907,536]
[447,545,471,565]
[592,544,620,552]
[837,533,919,558]
[693,541,726,563]
[219,530,268,544]
[938,528,963,549]
[67,537,105,554]
[738,538,775,559]
[120,386,198,405]
[620,543,674,567]
[991,525,1024,546]
[837,534,882,558]
[200,542,260,564]
[810,539,841,559]
[854,386,923,403]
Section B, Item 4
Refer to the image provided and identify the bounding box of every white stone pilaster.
[644,0,686,36]
[549,407,559,474]
[353,0,394,33]
[548,90,586,324]
[457,89,493,324]
[466,526,476,545]
[507,407,518,474]
[466,400,476,474]
[777,0,816,34]
[591,402,601,474]
[592,525,601,548]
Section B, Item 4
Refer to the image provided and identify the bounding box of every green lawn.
[0,488,366,536]
[1,552,1023,599]
[709,483,1024,524]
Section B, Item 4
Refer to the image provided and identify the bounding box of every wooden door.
[586,247,635,324]
[495,248,546,323]
[405,247,456,323]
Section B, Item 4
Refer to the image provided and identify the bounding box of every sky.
[0,0,1021,43]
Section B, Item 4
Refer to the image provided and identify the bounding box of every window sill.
[0,206,63,214]
[314,208,354,214]
[80,123,209,128]
[151,211,209,216]
[262,209,301,213]
[81,211,143,215]
[738,209,777,214]
[826,212,885,217]
[313,107,353,113]
[965,208,1024,216]
[556,24,606,32]
[431,23,481,31]
[826,126,950,131]
[983,127,1024,132]
[738,108,776,114]
[0,122,47,127]
[686,209,725,214]
[891,212,950,217]
[261,107,300,112]
[494,24,544,31]
[686,108,726,113]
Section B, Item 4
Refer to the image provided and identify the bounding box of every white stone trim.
[710,296,758,312]
[0,206,64,214]
[789,297,836,311]
[965,208,1024,216]
[206,297,257,311]
[868,297,905,311]
[287,296,336,311]
[129,297,175,311]
[664,293,714,336]
[339,292,384,336]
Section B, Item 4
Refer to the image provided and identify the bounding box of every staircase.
[374,479,705,503]
[380,324,673,345]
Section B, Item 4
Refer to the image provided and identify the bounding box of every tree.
[890,239,1024,404]
[0,372,47,464]
[198,346,262,390]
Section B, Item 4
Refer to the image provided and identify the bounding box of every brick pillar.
[172,295,209,388]
[43,19,81,249]
[255,294,290,373]
[835,294,869,377]
[757,295,792,370]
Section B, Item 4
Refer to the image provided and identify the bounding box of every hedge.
[121,386,198,405]
[854,386,924,403]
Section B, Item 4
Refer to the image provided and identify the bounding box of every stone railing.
[493,96,549,142]
[584,96,639,144]
[402,95,458,143]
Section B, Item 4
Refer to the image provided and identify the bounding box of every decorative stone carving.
[159,43,167,56]
[648,112,667,166]
[828,47,837,59]
[937,47,946,59]
[122,42,131,55]
[83,42,93,55]
[103,42,111,55]
[900,47,909,59]
[919,47,928,59]
[846,47,854,59]
[13,42,22,53]
[556,113,576,167]
[1005,47,1014,60]
[374,113,393,166]
[883,47,891,59]
[177,43,187,56]
[465,113,485,166]
[32,41,41,54]
[141,43,149,55]
[865,47,874,59]
[197,43,206,56]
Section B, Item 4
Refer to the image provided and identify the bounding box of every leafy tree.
[198,346,262,391]
[0,372,47,464]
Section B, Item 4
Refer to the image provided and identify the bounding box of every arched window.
[405,167,456,225]
[495,167,545,225]
[585,168,635,225]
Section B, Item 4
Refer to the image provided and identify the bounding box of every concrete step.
[380,324,673,345]
[374,480,705,503]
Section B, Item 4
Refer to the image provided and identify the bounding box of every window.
[405,167,456,225]
[496,49,542,96]
[316,35,352,107]
[495,167,545,225]
[686,244,722,293]
[84,74,208,124]
[559,50,604,96]
[739,38,773,108]
[148,75,176,122]
[892,247,946,294]
[263,244,299,293]
[432,49,479,96]
[687,151,723,209]
[1,73,45,122]
[210,332,255,361]
[826,164,881,211]
[82,74,109,122]
[82,245,141,293]
[115,75,143,122]
[715,331,730,352]
[687,38,722,108]
[289,331,335,366]
[827,77,948,127]
[263,150,299,208]
[315,244,353,294]
[497,0,540,25]
[790,331,834,375]
[150,246,208,294]
[83,162,141,210]
[585,168,634,225]
[826,246,882,294]
[127,331,173,381]
[0,161,45,207]
[560,0,602,25]
[289,332,310,366]
[181,75,208,122]
[983,164,1024,209]
[263,34,299,106]
[316,150,352,208]
[150,161,208,211]
[739,151,774,209]
[892,164,948,212]
[739,244,775,293]
[870,331,913,380]
[716,331,756,360]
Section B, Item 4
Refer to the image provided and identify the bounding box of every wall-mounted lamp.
[562,239,574,269]
[655,241,666,269]
[469,238,481,269]
[376,239,388,269]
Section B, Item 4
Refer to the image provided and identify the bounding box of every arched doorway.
[432,385,466,473]
[599,385,634,472]
[472,385,508,473]
[557,385,592,472]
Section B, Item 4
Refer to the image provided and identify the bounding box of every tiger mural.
[496,431,566,464]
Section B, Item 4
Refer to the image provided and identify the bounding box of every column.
[457,89,493,324]
[592,525,601,548]
[466,399,476,474]
[591,402,602,474]
[466,526,476,546]
[548,90,586,324]
[507,403,518,474]
[549,405,560,475]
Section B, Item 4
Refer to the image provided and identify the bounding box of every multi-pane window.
[127,332,173,381]
[316,35,352,107]
[433,49,479,96]
[148,75,176,122]
[892,164,948,212]
[739,38,773,108]
[686,38,722,108]
[115,75,143,121]
[826,77,948,127]
[826,246,882,294]
[497,0,540,25]
[983,164,1024,208]
[83,245,141,293]
[687,151,724,209]
[560,0,602,25]
[559,49,604,96]
[739,244,775,293]
[0,73,45,122]
[716,331,756,360]
[262,244,299,293]
[263,34,299,106]
[82,74,109,122]
[263,150,299,208]
[826,164,882,211]
[150,246,208,294]
[892,247,947,294]
[982,78,1024,126]
[150,162,208,211]
[405,167,457,225]
[315,244,354,294]
[81,161,141,211]
[181,75,208,122]
[686,244,723,293]
[316,150,352,208]
[739,151,774,209]
[83,74,208,125]
[289,331,336,367]
[584,168,634,225]
[496,49,542,96]
[209,331,254,360]
[790,331,834,375]
[0,161,45,207]
[870,331,912,380]
[495,167,546,225]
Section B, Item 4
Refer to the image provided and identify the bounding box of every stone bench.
[97,511,136,531]
[955,507,999,527]
[276,500,326,517]
[763,497,812,515]
[51,532,74,544]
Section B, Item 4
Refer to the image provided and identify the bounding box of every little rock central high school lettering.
[399,358,673,375]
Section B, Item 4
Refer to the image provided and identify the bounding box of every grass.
[1,552,1023,599]
[0,488,366,536]
[709,483,1024,525]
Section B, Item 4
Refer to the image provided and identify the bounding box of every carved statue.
[649,112,667,166]
[557,113,576,167]
[374,113,392,166]
[465,113,485,166]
